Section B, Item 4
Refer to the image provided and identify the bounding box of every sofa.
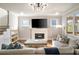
[0,48,36,55]
[35,47,74,55]
[0,34,79,55]
[0,47,74,55]
[46,34,79,55]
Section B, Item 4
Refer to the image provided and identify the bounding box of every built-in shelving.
[11,30,18,43]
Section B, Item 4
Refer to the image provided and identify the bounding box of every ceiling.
[0,3,79,15]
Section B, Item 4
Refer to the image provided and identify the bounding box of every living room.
[0,3,79,55]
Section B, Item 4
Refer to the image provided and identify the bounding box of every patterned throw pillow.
[14,42,22,49]
[69,39,78,49]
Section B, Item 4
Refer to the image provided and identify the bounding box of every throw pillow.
[7,43,14,49]
[71,44,79,49]
[69,39,78,49]
[76,39,79,45]
[62,36,70,44]
[1,44,8,49]
[14,42,22,49]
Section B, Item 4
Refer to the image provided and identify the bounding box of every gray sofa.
[0,48,36,55]
[0,47,74,55]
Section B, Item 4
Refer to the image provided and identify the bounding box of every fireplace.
[32,28,48,40]
[35,33,44,39]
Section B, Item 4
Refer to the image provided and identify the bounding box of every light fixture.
[29,3,47,12]
[67,20,72,23]
[20,12,24,16]
[56,25,62,28]
[55,12,60,15]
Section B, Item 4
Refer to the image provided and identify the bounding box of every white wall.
[9,11,18,30]
[61,16,67,35]
[0,8,8,26]
[18,16,31,40]
[49,16,62,40]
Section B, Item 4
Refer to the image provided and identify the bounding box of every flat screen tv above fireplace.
[32,19,47,28]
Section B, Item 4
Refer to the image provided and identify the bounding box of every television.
[32,19,47,28]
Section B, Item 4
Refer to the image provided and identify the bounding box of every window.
[52,20,56,28]
[66,16,73,34]
[50,18,56,28]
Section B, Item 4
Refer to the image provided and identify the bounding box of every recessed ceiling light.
[55,12,60,15]
[20,12,24,16]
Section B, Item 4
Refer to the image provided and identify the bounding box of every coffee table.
[24,40,47,48]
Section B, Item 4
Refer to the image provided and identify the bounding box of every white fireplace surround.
[31,28,48,41]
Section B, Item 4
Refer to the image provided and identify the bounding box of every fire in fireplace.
[35,33,44,39]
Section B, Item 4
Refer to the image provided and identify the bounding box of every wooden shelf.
[66,32,73,34]
[11,30,18,43]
